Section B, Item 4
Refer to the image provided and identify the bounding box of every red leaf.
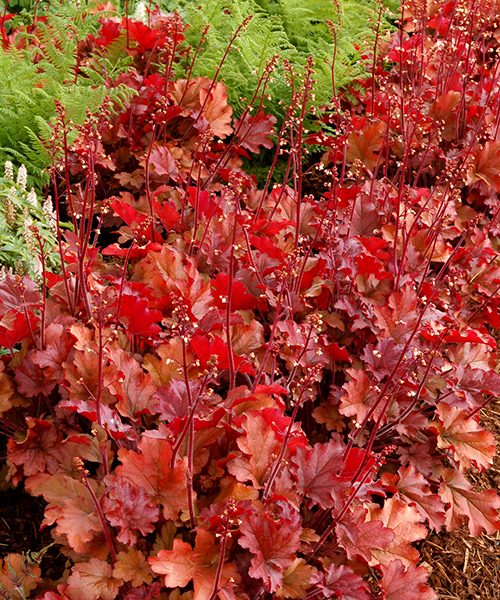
[439,468,500,536]
[95,19,122,47]
[435,404,496,470]
[127,21,163,51]
[291,437,349,509]
[118,293,163,338]
[110,198,147,227]
[234,110,277,153]
[309,564,370,600]
[227,410,281,487]
[335,506,395,562]
[211,273,257,311]
[186,186,213,217]
[102,474,159,544]
[190,334,254,375]
[390,465,446,531]
[380,560,437,600]
[238,500,301,592]
[0,310,38,349]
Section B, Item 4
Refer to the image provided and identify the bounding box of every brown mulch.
[419,404,500,600]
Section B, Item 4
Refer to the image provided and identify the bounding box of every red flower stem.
[225,206,238,390]
[178,335,196,527]
[180,16,253,143]
[178,25,210,106]
[171,373,210,464]
[263,381,310,499]
[80,467,117,562]
[144,123,157,240]
[35,233,47,350]
[208,511,231,600]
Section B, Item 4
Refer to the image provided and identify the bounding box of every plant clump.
[0,0,499,599]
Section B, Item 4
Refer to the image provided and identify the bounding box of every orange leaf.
[149,529,239,600]
[436,404,496,470]
[440,469,500,536]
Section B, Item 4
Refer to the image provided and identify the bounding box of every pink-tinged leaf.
[309,564,370,600]
[109,348,158,419]
[291,437,349,509]
[467,141,500,192]
[102,475,159,544]
[439,468,500,536]
[146,143,179,181]
[227,410,281,487]
[198,81,233,138]
[149,528,239,600]
[346,119,386,169]
[115,434,188,520]
[391,465,446,531]
[339,368,377,424]
[434,404,496,470]
[66,558,121,600]
[336,506,395,562]
[238,500,302,593]
[234,110,277,153]
[369,498,427,567]
[7,417,62,478]
[26,474,102,554]
[379,560,437,600]
[373,286,419,342]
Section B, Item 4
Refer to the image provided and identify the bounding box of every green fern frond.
[0,0,130,190]
[165,0,398,118]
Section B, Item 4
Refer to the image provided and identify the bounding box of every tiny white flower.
[133,1,148,23]
[17,164,28,190]
[43,196,57,232]
[4,160,13,180]
[27,188,38,207]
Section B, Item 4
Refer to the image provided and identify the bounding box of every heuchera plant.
[0,1,499,598]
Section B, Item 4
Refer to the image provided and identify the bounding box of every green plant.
[164,0,397,118]
[0,0,133,189]
[0,161,62,278]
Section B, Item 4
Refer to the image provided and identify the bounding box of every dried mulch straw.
[420,404,500,600]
